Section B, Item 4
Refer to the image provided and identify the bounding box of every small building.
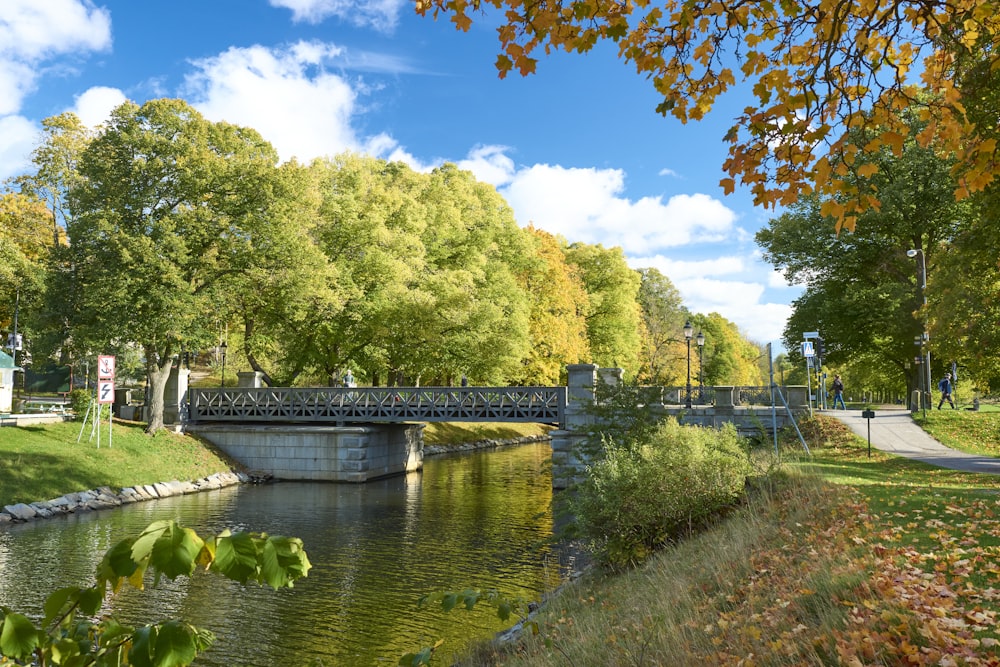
[0,350,19,414]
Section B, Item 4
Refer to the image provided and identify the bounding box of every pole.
[768,343,778,454]
[685,335,692,409]
[920,254,932,412]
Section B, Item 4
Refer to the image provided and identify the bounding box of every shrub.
[68,388,93,419]
[572,419,751,569]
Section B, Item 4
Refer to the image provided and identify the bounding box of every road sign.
[803,331,819,339]
[98,380,115,404]
[98,355,116,380]
[801,341,815,357]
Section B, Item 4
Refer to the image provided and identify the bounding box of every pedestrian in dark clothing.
[831,374,846,409]
[938,373,956,409]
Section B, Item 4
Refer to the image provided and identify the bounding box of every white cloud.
[0,114,37,181]
[268,0,405,31]
[0,0,111,113]
[629,254,746,280]
[183,42,397,163]
[69,86,127,128]
[496,162,736,253]
[678,277,792,345]
[457,145,516,186]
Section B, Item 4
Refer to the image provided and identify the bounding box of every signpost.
[862,409,876,458]
[82,355,116,448]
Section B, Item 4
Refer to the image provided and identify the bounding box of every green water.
[0,442,571,665]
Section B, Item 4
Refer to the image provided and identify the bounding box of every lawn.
[0,419,235,507]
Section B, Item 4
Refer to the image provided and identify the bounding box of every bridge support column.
[188,423,424,482]
[551,364,599,489]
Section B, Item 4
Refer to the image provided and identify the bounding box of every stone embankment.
[0,471,246,526]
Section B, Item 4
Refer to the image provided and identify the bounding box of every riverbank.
[0,419,554,526]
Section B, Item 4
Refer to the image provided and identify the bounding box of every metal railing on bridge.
[188,386,567,426]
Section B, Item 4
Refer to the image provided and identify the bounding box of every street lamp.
[906,248,932,412]
[220,342,227,389]
[683,320,694,408]
[696,330,705,402]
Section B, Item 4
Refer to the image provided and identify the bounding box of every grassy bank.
[0,420,234,507]
[423,422,553,448]
[448,412,1000,666]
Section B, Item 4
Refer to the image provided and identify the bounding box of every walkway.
[820,407,1000,475]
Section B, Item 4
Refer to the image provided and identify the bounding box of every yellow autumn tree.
[416,0,1000,230]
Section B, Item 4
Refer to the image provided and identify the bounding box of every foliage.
[572,419,751,568]
[563,243,642,374]
[401,589,537,666]
[513,226,590,385]
[756,109,971,397]
[416,0,1000,230]
[59,98,293,432]
[0,520,310,666]
[68,388,92,419]
[635,267,687,385]
[453,414,1000,666]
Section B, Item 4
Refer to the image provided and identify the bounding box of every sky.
[0,0,803,351]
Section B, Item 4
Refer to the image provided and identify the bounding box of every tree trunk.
[145,349,174,433]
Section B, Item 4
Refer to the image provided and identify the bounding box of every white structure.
[0,350,19,413]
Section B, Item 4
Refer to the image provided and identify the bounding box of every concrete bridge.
[172,365,809,488]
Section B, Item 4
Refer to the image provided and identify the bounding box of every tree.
[514,226,590,385]
[0,194,54,361]
[636,267,687,385]
[756,110,968,396]
[563,242,643,373]
[62,99,292,431]
[416,0,1000,230]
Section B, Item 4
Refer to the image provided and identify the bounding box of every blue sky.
[0,0,802,349]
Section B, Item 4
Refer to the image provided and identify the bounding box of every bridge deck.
[189,386,567,426]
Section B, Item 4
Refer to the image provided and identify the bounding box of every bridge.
[174,365,809,488]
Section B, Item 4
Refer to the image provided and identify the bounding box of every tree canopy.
[416,0,1000,230]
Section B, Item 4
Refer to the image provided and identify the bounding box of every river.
[0,442,573,666]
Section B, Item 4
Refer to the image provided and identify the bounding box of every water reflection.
[0,443,566,666]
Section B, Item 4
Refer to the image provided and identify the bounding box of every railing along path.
[189,386,567,426]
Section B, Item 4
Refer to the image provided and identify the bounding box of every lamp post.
[906,249,932,413]
[683,320,693,408]
[696,330,705,402]
[220,342,227,389]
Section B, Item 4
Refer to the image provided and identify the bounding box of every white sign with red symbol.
[98,355,116,380]
[97,355,115,404]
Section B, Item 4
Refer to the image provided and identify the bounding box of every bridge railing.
[188,386,567,426]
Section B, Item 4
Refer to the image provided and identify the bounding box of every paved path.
[820,407,1000,475]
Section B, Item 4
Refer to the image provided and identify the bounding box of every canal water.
[0,442,571,666]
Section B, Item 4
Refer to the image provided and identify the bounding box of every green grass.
[423,422,552,448]
[0,420,235,507]
[913,408,1000,456]
[447,413,1000,666]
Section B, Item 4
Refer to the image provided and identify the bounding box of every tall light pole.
[906,249,932,412]
[220,341,228,389]
[683,320,693,408]
[696,330,705,402]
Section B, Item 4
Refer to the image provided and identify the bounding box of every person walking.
[831,374,847,409]
[937,372,956,409]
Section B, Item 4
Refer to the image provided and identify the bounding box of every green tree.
[0,194,54,362]
[564,243,643,374]
[62,98,293,431]
[414,164,533,384]
[309,154,430,386]
[756,109,967,397]
[636,267,687,385]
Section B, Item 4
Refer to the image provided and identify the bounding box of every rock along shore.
[0,435,551,527]
[0,471,247,526]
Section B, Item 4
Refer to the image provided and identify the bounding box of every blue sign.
[802,341,815,357]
